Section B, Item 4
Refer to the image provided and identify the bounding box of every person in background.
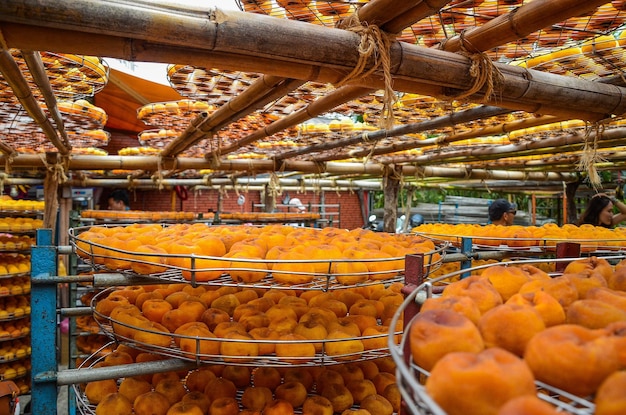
[107,189,130,211]
[578,193,626,228]
[288,197,306,212]
[288,197,306,227]
[488,199,517,226]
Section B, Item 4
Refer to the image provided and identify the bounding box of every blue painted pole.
[460,236,473,278]
[31,229,58,415]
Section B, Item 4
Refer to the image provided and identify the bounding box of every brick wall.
[104,130,139,155]
[101,133,367,229]
[108,188,365,229]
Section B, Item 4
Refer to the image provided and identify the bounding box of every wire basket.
[74,343,400,415]
[414,230,626,253]
[91,287,400,367]
[73,343,114,415]
[69,224,448,291]
[386,256,626,415]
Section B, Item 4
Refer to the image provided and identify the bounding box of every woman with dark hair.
[578,193,626,228]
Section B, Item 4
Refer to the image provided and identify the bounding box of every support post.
[400,253,424,415]
[31,229,58,415]
[263,184,275,213]
[460,237,473,278]
[401,254,424,342]
[382,165,400,233]
[555,242,581,272]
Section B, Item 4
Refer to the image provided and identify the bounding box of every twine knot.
[336,15,397,130]
[577,122,607,190]
[446,31,504,104]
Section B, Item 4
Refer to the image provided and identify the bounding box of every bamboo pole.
[0,139,16,157]
[355,0,445,30]
[0,153,580,182]
[440,0,610,53]
[308,72,624,163]
[0,3,624,120]
[448,155,626,172]
[404,167,574,182]
[382,128,626,166]
[21,51,70,149]
[164,76,306,157]
[0,49,70,155]
[320,114,566,162]
[416,136,626,166]
[433,116,564,146]
[0,175,550,191]
[383,0,452,34]
[281,105,512,160]
[210,86,373,158]
[55,177,386,190]
[24,173,590,191]
[204,0,447,159]
[164,0,439,157]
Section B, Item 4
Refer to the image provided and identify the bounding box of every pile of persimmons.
[75,223,440,284]
[414,222,626,250]
[409,256,626,415]
[86,282,404,415]
[74,223,444,414]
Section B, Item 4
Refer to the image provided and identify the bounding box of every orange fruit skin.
[426,348,536,415]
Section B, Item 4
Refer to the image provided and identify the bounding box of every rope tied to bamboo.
[208,152,221,170]
[313,161,326,175]
[152,156,165,190]
[393,169,405,189]
[463,166,472,180]
[4,152,16,175]
[363,139,379,165]
[482,179,492,194]
[313,178,322,196]
[435,134,450,146]
[40,154,68,184]
[445,31,504,104]
[336,14,397,130]
[385,164,405,189]
[233,177,241,198]
[414,165,426,181]
[577,121,607,190]
[267,172,282,206]
[202,175,211,187]
[126,176,137,193]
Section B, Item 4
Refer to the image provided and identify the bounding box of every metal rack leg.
[400,254,424,415]
[31,229,58,415]
[555,242,581,272]
[460,237,473,278]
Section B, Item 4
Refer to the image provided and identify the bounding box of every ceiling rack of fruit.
[0,0,626,195]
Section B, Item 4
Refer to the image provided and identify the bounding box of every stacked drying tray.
[68,222,447,414]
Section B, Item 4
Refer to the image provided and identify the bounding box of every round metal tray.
[387,256,623,415]
[414,230,626,253]
[91,287,399,367]
[70,224,448,290]
[73,343,400,415]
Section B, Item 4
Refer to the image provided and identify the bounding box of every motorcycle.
[364,213,424,233]
[364,214,383,232]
